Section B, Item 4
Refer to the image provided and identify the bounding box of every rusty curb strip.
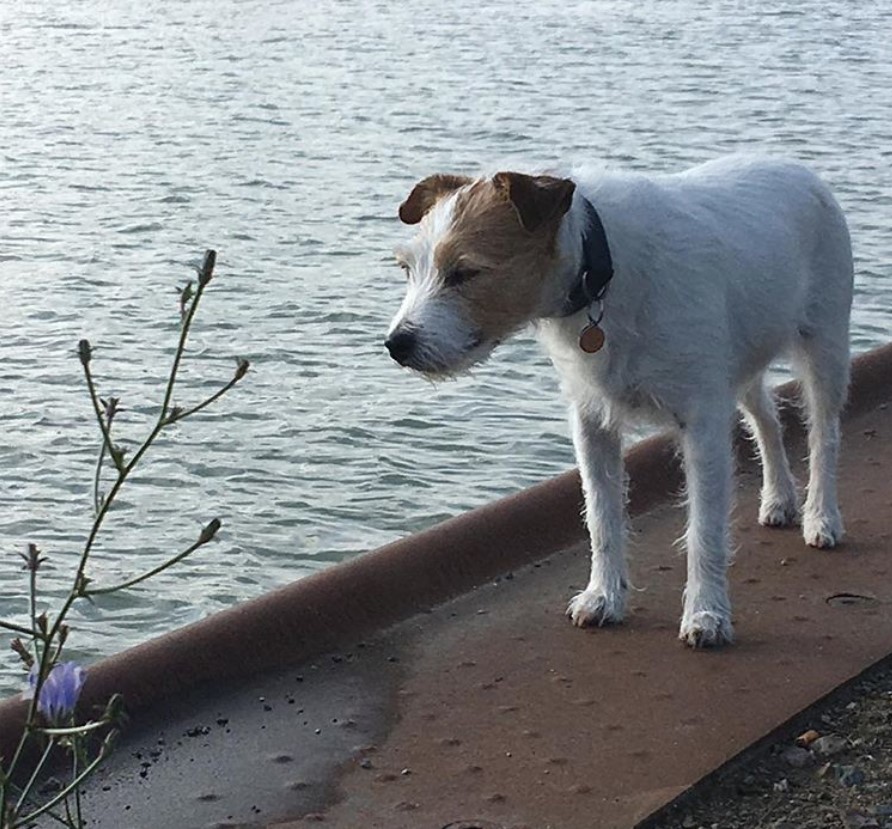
[1,342,892,766]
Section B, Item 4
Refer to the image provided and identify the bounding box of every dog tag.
[579,324,605,354]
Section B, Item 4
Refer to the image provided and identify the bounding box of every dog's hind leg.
[739,377,800,527]
[793,332,849,548]
[566,407,628,628]
[679,403,736,647]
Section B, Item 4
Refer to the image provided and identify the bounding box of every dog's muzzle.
[384,328,417,366]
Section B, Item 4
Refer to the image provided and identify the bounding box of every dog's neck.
[556,198,614,318]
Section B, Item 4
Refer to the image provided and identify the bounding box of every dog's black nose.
[385,329,417,365]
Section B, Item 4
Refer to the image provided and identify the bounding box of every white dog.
[385,156,853,647]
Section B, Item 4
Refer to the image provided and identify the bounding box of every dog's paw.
[803,509,844,548]
[679,611,733,649]
[567,587,626,628]
[758,496,800,528]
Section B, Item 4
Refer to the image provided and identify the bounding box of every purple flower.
[23,662,87,724]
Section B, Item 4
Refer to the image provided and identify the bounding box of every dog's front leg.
[566,407,628,627]
[679,407,735,647]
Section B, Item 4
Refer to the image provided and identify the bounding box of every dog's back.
[554,156,854,407]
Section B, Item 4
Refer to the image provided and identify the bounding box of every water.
[1,0,891,692]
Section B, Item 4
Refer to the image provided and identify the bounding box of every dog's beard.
[405,335,499,379]
[391,296,502,378]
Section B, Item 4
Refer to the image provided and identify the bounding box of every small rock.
[682,816,696,828]
[845,811,879,828]
[359,758,373,769]
[796,729,821,747]
[782,746,813,768]
[813,734,848,757]
[773,778,790,792]
[736,773,759,794]
[37,777,62,795]
[837,765,866,787]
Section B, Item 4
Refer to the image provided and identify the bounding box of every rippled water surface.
[2,0,891,691]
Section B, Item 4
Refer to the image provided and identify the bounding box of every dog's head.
[385,171,576,378]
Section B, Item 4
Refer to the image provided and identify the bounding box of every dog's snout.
[385,329,417,365]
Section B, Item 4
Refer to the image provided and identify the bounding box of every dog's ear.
[493,172,576,233]
[399,174,473,224]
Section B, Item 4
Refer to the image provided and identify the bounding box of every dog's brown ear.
[399,174,473,224]
[493,172,576,233]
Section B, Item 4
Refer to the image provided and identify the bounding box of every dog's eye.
[444,266,479,287]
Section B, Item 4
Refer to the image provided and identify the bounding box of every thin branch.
[92,440,105,514]
[164,360,249,426]
[79,346,123,478]
[47,251,219,640]
[2,250,231,821]
[16,749,106,826]
[0,620,37,638]
[72,739,83,828]
[27,559,41,669]
[85,519,221,596]
[38,719,111,738]
[158,250,216,422]
[13,738,53,815]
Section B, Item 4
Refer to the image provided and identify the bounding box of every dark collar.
[558,197,614,317]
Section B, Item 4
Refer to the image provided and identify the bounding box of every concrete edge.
[634,650,892,829]
[2,342,892,762]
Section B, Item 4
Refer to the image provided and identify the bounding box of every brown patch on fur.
[434,174,575,343]
[493,172,576,233]
[399,174,473,224]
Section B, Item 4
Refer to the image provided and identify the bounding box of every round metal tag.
[579,324,605,354]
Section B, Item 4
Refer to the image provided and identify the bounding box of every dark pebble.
[782,746,813,769]
[837,765,866,787]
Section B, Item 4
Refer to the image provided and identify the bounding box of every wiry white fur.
[542,156,853,646]
[390,194,495,375]
[392,156,854,647]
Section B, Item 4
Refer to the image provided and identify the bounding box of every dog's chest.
[537,321,679,425]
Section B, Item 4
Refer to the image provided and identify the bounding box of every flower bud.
[197,250,216,286]
[198,518,222,545]
[10,638,33,668]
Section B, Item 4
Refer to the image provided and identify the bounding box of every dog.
[385,156,853,647]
